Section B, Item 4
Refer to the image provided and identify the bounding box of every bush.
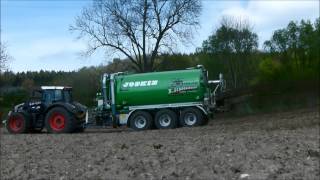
[256,58,282,83]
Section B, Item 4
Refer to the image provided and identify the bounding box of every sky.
[1,0,319,72]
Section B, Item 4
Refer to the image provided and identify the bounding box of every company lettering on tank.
[123,80,158,88]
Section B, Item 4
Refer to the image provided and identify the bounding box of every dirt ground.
[0,108,319,180]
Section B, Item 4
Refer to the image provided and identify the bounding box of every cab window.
[42,90,54,104]
[63,90,72,102]
[54,90,63,101]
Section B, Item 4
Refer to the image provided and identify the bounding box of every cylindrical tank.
[114,68,207,109]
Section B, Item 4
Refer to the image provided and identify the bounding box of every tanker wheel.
[6,112,31,134]
[154,109,178,129]
[129,111,153,131]
[45,107,75,133]
[179,107,204,127]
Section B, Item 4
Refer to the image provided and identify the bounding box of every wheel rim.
[134,115,147,129]
[9,116,23,132]
[49,113,66,131]
[159,114,171,127]
[184,113,197,126]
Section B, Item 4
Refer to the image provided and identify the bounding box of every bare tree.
[71,0,201,72]
[0,42,11,73]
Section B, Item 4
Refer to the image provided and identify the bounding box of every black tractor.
[5,86,87,134]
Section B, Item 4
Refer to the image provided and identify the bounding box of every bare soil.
[1,108,319,180]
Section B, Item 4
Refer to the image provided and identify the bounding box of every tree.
[71,0,201,72]
[104,58,136,73]
[199,16,258,88]
[0,42,11,74]
[155,53,194,71]
[21,78,35,93]
[263,18,320,70]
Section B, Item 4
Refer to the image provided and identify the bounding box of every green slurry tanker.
[90,65,225,130]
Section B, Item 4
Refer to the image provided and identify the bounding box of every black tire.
[179,107,204,127]
[30,127,43,133]
[129,111,153,131]
[6,112,31,134]
[74,126,85,133]
[45,107,75,133]
[154,109,178,129]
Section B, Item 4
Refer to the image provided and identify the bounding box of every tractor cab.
[25,86,73,113]
[39,86,73,106]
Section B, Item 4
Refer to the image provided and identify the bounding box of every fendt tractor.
[4,65,225,133]
[5,86,87,133]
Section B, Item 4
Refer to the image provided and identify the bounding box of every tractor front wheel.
[45,107,75,133]
[6,112,30,134]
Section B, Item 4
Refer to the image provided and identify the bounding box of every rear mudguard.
[44,102,87,119]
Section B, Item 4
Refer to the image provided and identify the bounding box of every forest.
[0,18,319,116]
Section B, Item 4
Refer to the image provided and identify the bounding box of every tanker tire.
[45,107,75,133]
[6,112,31,134]
[180,107,204,127]
[154,109,178,129]
[129,111,153,131]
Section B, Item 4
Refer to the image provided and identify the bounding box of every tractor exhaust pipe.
[102,73,109,106]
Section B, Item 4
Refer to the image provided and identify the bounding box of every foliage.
[264,19,320,70]
[259,18,319,85]
[198,16,259,89]
[0,89,28,109]
[256,58,282,82]
[155,53,196,71]
[201,17,258,54]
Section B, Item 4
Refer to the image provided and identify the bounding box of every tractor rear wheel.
[45,107,75,133]
[6,112,31,134]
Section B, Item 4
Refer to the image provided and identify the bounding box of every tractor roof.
[40,86,72,90]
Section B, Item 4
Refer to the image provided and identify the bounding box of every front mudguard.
[2,110,12,127]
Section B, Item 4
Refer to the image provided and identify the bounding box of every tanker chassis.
[88,65,225,130]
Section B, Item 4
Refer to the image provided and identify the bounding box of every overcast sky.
[1,0,319,72]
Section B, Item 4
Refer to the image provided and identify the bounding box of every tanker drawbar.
[87,65,225,131]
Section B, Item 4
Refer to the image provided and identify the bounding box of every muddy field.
[1,108,319,180]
